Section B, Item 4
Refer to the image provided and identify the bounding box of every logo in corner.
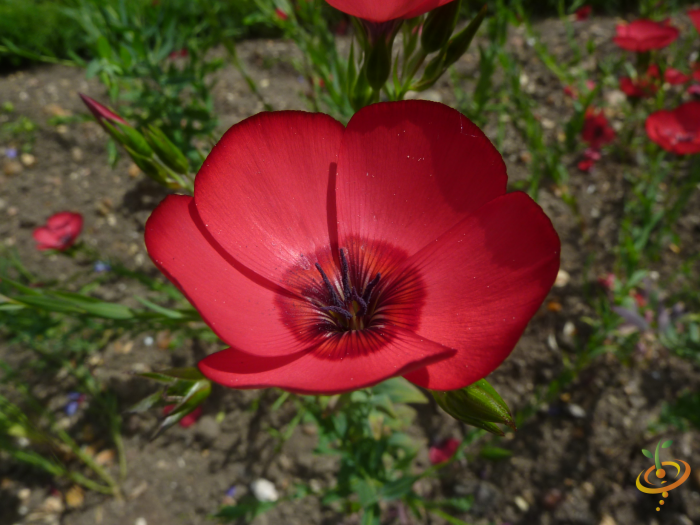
[636,439,692,512]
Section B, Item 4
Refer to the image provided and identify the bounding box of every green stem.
[0,45,79,67]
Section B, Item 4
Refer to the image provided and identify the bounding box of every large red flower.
[612,19,679,52]
[324,0,455,22]
[145,101,560,395]
[33,212,83,251]
[645,101,700,155]
[689,8,700,34]
[581,109,615,150]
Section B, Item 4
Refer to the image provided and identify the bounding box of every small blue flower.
[67,392,82,401]
[5,147,18,159]
[94,261,111,273]
[225,486,237,498]
[65,401,80,416]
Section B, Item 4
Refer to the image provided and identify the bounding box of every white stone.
[251,478,279,502]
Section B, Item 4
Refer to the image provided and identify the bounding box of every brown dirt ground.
[1,15,700,525]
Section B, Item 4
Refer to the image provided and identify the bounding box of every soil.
[1,14,700,525]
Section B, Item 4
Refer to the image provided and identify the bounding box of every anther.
[339,248,351,300]
[362,272,381,304]
[315,262,341,307]
[351,287,368,316]
[321,305,353,319]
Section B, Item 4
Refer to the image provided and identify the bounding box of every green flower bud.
[104,121,153,158]
[144,125,190,175]
[443,4,487,69]
[365,36,392,91]
[124,146,170,186]
[421,0,461,54]
[432,379,515,436]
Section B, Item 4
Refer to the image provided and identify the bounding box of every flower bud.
[421,0,461,54]
[79,93,128,128]
[143,125,190,174]
[432,379,515,436]
[365,36,392,91]
[443,4,487,69]
[124,146,170,186]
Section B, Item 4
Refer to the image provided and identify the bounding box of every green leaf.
[642,449,653,458]
[379,475,418,501]
[127,391,163,414]
[135,296,184,319]
[354,479,378,508]
[662,440,673,449]
[96,36,112,60]
[372,377,428,404]
[479,446,513,460]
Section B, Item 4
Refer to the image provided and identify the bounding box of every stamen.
[315,262,341,307]
[362,272,381,304]
[321,305,353,319]
[339,248,351,300]
[351,287,368,316]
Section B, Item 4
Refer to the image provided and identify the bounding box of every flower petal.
[194,111,345,292]
[325,0,454,22]
[198,326,456,395]
[145,194,317,357]
[336,101,506,259]
[32,227,61,250]
[401,192,560,390]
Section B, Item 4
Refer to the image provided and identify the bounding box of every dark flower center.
[315,248,382,332]
[275,236,426,350]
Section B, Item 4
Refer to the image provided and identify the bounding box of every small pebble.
[568,404,586,418]
[554,269,570,288]
[514,495,529,511]
[144,336,154,346]
[20,153,36,167]
[135,518,147,525]
[251,478,279,502]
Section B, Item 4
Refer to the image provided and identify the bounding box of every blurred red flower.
[429,438,461,464]
[144,101,560,394]
[168,49,188,59]
[575,5,592,21]
[563,79,596,99]
[325,0,455,22]
[664,68,691,85]
[619,76,658,98]
[577,148,601,172]
[163,405,203,428]
[645,101,700,155]
[688,84,700,96]
[33,212,83,251]
[612,19,679,52]
[581,109,615,150]
[689,8,700,33]
[274,8,288,21]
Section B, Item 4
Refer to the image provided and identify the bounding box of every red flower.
[619,76,658,98]
[645,101,700,155]
[274,8,288,21]
[163,405,203,428]
[664,68,691,85]
[563,80,596,99]
[145,102,560,394]
[688,84,700,96]
[689,8,700,34]
[33,212,83,251]
[581,109,615,150]
[577,148,601,172]
[598,273,616,290]
[612,19,679,52]
[429,437,460,464]
[324,0,456,22]
[79,93,127,128]
[575,5,592,21]
[168,49,189,59]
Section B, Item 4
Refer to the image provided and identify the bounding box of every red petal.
[145,194,317,356]
[690,8,700,34]
[194,111,344,293]
[198,326,455,395]
[336,101,506,259]
[645,101,700,155]
[325,0,453,22]
[32,227,61,250]
[402,192,560,390]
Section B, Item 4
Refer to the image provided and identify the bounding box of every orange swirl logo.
[636,439,691,512]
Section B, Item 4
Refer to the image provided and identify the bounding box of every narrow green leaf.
[642,449,653,458]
